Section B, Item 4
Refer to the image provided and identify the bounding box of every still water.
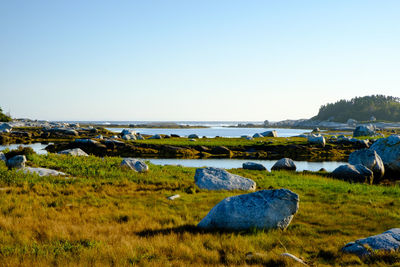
[143,158,344,172]
[107,127,310,138]
[0,143,50,155]
[0,143,344,172]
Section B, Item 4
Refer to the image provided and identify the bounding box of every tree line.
[312,95,400,122]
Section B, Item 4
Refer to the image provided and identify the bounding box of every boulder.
[74,139,98,145]
[197,189,299,230]
[342,228,400,257]
[261,130,278,137]
[242,162,267,171]
[331,164,373,184]
[194,167,256,191]
[6,155,26,169]
[271,158,296,171]
[252,133,263,138]
[121,129,136,136]
[0,123,12,133]
[122,134,136,141]
[148,134,162,139]
[136,134,145,140]
[188,134,199,139]
[170,134,180,138]
[348,149,385,181]
[369,135,400,176]
[22,167,67,177]
[58,148,89,156]
[121,158,149,172]
[347,118,357,127]
[0,152,6,163]
[307,135,326,147]
[353,125,375,137]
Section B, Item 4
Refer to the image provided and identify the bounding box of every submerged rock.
[271,158,296,171]
[58,148,89,156]
[6,155,26,169]
[242,162,267,171]
[349,149,385,182]
[331,164,373,184]
[342,228,400,257]
[194,167,256,191]
[197,189,299,230]
[121,158,149,172]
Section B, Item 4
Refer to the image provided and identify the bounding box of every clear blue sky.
[1,0,399,121]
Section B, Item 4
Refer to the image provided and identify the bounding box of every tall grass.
[0,154,399,266]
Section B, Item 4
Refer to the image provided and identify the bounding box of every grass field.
[0,153,399,266]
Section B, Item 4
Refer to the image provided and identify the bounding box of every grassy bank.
[0,154,399,266]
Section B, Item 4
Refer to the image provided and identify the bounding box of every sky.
[1,0,399,121]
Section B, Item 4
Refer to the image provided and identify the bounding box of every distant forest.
[0,107,11,122]
[312,95,400,122]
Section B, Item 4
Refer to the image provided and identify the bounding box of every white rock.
[58,148,89,156]
[22,167,67,177]
[167,194,181,200]
[121,158,149,172]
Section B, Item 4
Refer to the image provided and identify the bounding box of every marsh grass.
[0,154,399,266]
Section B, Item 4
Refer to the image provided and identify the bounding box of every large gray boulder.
[194,167,256,191]
[261,130,278,137]
[22,167,67,177]
[121,158,149,172]
[6,155,26,169]
[58,148,89,156]
[369,135,400,175]
[271,158,296,171]
[197,189,299,230]
[331,164,373,184]
[342,228,400,257]
[353,125,375,137]
[188,134,199,139]
[242,162,267,171]
[307,135,326,147]
[349,149,385,182]
[0,152,6,163]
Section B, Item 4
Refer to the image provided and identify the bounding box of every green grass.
[0,154,399,266]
